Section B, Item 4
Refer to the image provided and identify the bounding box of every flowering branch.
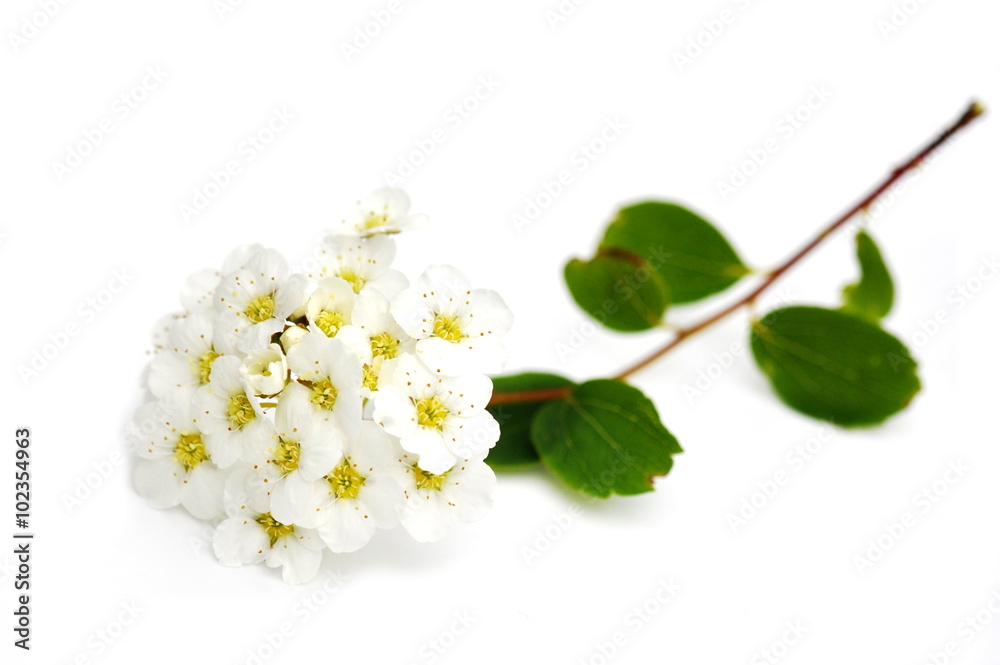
[488,101,985,408]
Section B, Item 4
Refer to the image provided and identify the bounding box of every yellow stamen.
[416,396,449,430]
[326,459,366,499]
[174,432,210,471]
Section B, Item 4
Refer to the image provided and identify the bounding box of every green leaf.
[564,252,671,332]
[841,230,894,322]
[531,380,682,497]
[750,306,920,426]
[486,373,576,469]
[600,201,750,304]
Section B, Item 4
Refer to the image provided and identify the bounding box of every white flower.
[391,265,513,375]
[214,248,307,353]
[284,332,363,441]
[330,187,428,237]
[336,289,416,397]
[149,312,183,354]
[180,269,222,316]
[306,422,407,552]
[305,278,356,339]
[148,314,235,401]
[135,189,510,583]
[280,325,308,353]
[310,235,408,298]
[213,470,325,585]
[249,392,343,526]
[180,244,266,315]
[397,450,496,543]
[240,343,289,397]
[131,400,227,521]
[373,355,499,473]
[195,355,275,469]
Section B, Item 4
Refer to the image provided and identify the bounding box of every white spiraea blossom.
[240,343,289,397]
[214,470,326,585]
[373,354,500,474]
[249,392,344,527]
[310,235,409,298]
[330,187,428,237]
[132,400,228,521]
[214,248,308,353]
[195,355,275,469]
[133,188,507,584]
[148,313,235,401]
[391,265,514,376]
[307,422,408,552]
[284,332,363,442]
[389,442,497,543]
[305,278,356,339]
[337,288,416,398]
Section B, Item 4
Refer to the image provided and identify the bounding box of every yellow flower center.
[338,270,366,294]
[244,294,276,323]
[412,464,449,491]
[433,315,464,342]
[194,349,220,385]
[314,309,346,337]
[255,512,295,547]
[226,393,256,429]
[174,432,210,472]
[326,459,366,499]
[362,211,390,231]
[309,379,339,411]
[371,332,401,359]
[272,438,301,475]
[416,396,450,430]
[362,364,379,392]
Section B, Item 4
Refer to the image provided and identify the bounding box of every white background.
[3,0,1000,663]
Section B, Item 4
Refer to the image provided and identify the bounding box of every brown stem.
[489,101,985,407]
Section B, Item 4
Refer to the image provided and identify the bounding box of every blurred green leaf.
[600,201,750,303]
[751,306,920,426]
[532,380,682,497]
[564,252,671,332]
[841,230,894,322]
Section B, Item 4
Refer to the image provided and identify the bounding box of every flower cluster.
[131,189,512,583]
